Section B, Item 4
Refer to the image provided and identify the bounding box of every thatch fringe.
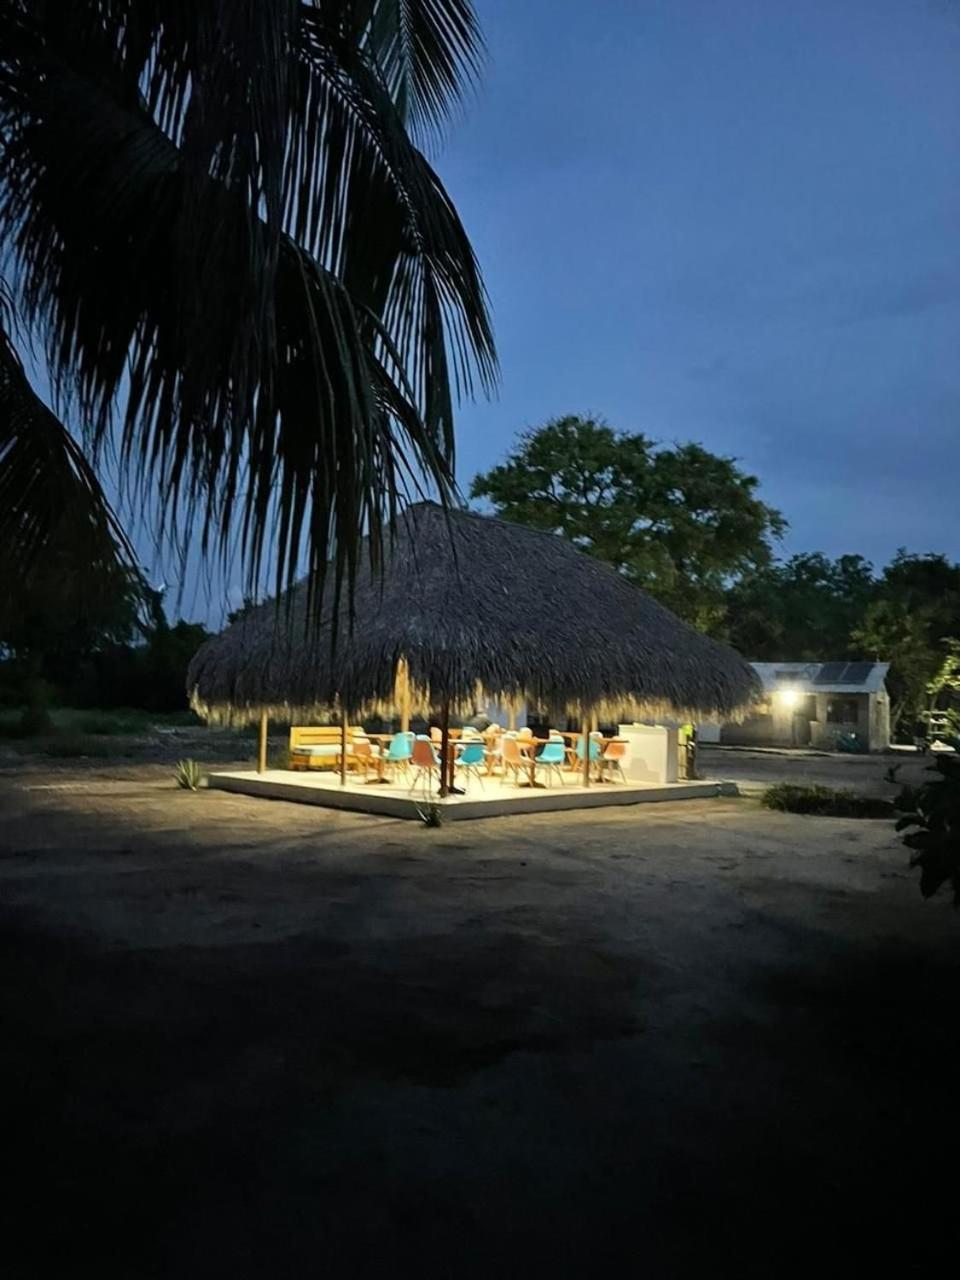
[188,503,760,726]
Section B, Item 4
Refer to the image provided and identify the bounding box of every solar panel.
[812,661,873,686]
[813,662,847,685]
[841,661,873,685]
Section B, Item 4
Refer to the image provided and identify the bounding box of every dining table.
[513,736,573,788]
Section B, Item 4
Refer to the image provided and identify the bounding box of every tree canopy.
[724,552,876,660]
[470,415,786,630]
[727,550,960,737]
[851,554,960,735]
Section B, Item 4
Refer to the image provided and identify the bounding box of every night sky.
[122,0,959,623]
[444,0,960,561]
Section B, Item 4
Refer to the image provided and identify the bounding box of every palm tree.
[0,1,495,618]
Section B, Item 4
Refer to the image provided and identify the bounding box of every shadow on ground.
[2,902,957,1277]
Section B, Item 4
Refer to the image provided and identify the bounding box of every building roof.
[187,502,760,725]
[751,661,890,696]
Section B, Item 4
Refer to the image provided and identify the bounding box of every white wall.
[617,724,679,783]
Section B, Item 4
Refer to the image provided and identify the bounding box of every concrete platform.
[207,769,732,821]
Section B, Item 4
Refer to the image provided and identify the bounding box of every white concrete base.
[207,769,730,821]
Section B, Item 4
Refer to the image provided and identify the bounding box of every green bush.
[12,705,55,737]
[40,734,115,759]
[74,711,149,735]
[891,756,960,905]
[761,783,892,819]
[0,704,206,739]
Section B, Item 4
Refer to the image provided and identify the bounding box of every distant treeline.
[0,565,209,714]
[723,550,960,737]
[473,417,960,739]
[5,411,960,743]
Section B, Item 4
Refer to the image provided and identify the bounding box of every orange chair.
[600,738,628,783]
[483,724,503,776]
[409,735,440,797]
[502,734,533,786]
[351,736,381,781]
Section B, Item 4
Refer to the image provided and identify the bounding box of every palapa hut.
[189,503,758,796]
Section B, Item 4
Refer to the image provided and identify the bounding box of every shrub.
[174,759,204,791]
[75,712,145,735]
[13,705,55,737]
[761,783,892,819]
[891,755,960,905]
[41,734,114,758]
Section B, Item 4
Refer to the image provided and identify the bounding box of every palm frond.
[357,0,485,136]
[0,1,495,612]
[0,288,137,625]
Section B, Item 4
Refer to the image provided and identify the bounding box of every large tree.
[470,415,785,630]
[852,552,960,736]
[725,552,876,660]
[0,1,495,619]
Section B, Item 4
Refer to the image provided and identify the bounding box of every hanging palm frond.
[361,0,484,135]
[0,286,138,631]
[0,1,495,613]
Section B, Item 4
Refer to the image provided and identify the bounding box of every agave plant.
[174,759,204,792]
[415,802,443,828]
[0,1,495,620]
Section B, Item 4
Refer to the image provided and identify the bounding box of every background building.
[698,662,891,753]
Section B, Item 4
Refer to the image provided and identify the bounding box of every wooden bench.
[288,725,364,771]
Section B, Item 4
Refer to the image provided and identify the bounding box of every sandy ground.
[696,742,925,794]
[1,745,956,1277]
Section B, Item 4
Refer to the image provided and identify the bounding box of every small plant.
[174,759,204,791]
[891,755,960,906]
[415,803,443,828]
[761,783,892,819]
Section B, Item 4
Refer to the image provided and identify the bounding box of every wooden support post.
[439,700,450,798]
[257,710,268,775]
[397,657,411,733]
[339,710,348,786]
[582,707,593,788]
[507,699,517,732]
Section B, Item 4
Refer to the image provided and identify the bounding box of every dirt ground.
[697,742,926,795]
[1,745,956,1277]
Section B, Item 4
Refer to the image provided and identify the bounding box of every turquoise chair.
[384,731,414,779]
[574,734,602,781]
[455,741,486,790]
[535,739,566,787]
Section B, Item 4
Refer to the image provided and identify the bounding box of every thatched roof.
[188,502,760,725]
